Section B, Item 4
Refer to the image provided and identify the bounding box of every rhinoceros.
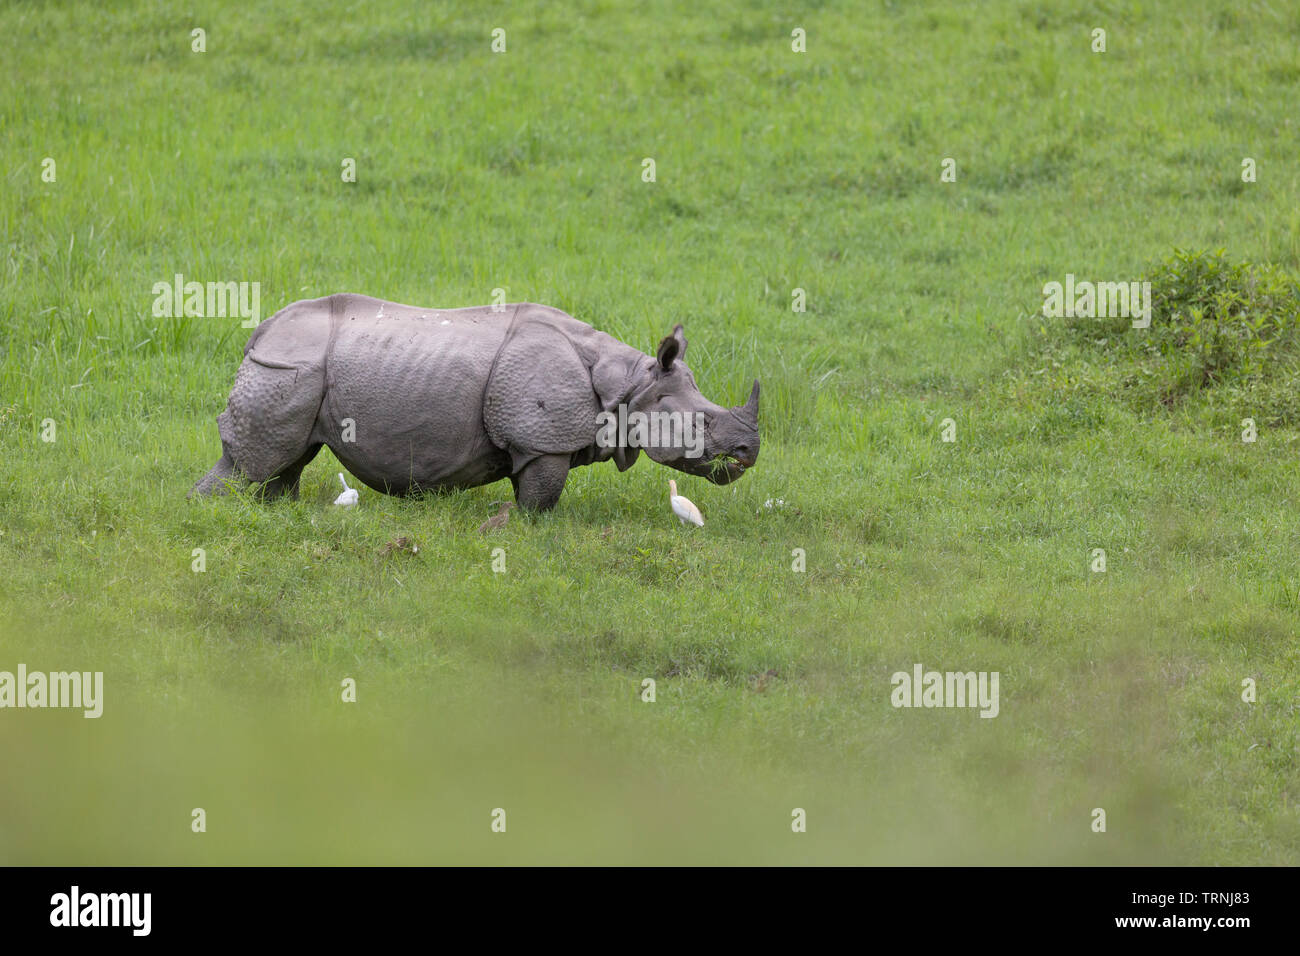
[191,294,760,510]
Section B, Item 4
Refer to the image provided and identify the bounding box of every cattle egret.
[479,500,516,532]
[668,480,704,527]
[334,473,359,506]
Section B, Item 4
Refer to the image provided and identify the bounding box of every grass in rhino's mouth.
[707,455,743,478]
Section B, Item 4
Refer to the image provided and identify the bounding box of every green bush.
[1042,250,1300,423]
[1147,249,1300,388]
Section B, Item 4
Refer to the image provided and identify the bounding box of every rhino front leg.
[512,454,570,511]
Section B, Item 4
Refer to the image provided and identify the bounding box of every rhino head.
[618,324,760,484]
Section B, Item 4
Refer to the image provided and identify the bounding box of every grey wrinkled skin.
[191,294,760,511]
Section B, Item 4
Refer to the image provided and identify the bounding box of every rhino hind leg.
[259,443,323,501]
[194,352,327,501]
[190,448,243,498]
[190,442,321,500]
[512,453,570,511]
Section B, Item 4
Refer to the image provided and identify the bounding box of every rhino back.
[316,297,514,492]
[242,295,335,366]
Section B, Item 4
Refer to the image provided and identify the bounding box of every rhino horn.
[735,380,760,426]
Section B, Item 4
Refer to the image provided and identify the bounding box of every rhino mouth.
[702,454,751,484]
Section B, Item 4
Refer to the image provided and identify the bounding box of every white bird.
[668,480,704,527]
[334,473,359,506]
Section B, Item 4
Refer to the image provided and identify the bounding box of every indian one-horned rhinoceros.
[191,295,760,510]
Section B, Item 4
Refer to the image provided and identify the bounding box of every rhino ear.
[656,324,687,371]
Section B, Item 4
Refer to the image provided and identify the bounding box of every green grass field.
[3,0,1299,864]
